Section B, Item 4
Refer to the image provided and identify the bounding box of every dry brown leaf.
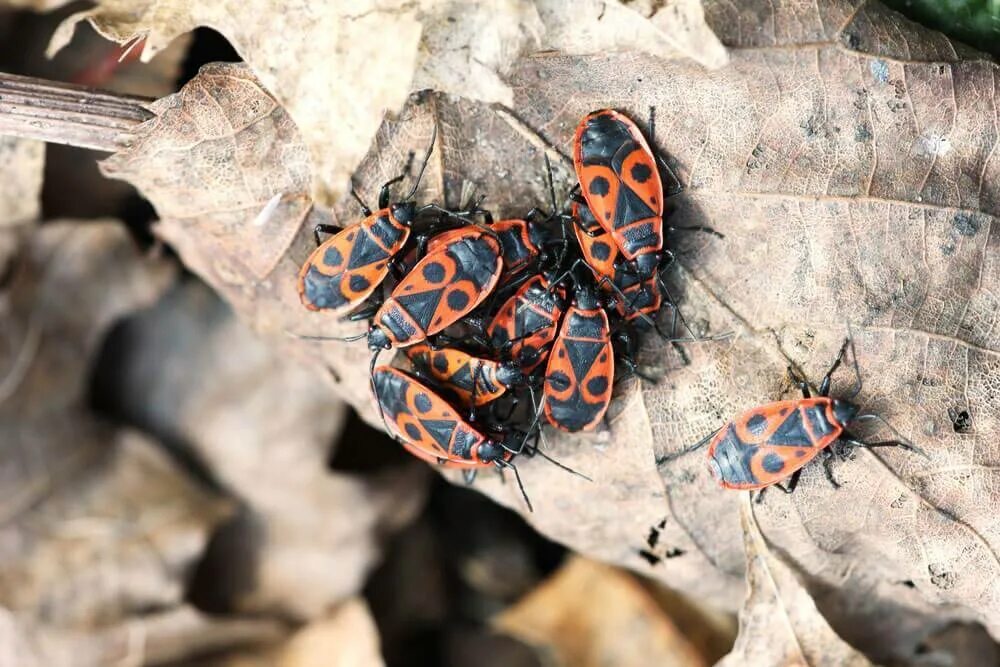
[0,222,257,665]
[496,556,706,667]
[538,0,728,69]
[0,604,286,667]
[49,1,723,205]
[106,279,429,620]
[95,0,1000,659]
[717,495,875,667]
[0,0,70,8]
[0,136,43,226]
[47,0,424,206]
[277,599,385,667]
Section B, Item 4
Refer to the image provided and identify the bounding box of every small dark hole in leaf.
[950,408,972,433]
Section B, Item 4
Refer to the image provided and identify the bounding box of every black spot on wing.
[630,161,653,183]
[348,273,371,293]
[422,261,446,283]
[414,392,433,414]
[586,375,609,395]
[762,452,785,473]
[589,176,611,197]
[746,413,768,436]
[404,423,422,441]
[302,266,349,310]
[432,354,449,374]
[446,289,470,312]
[590,241,612,261]
[322,245,343,268]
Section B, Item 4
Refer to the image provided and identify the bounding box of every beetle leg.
[823,449,841,489]
[841,436,922,455]
[462,469,477,485]
[783,468,802,493]
[818,339,850,396]
[787,366,811,398]
[313,223,341,247]
[349,185,372,217]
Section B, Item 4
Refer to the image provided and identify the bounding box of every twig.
[0,71,153,152]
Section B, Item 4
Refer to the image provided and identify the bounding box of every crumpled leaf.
[717,496,875,666]
[276,599,385,667]
[0,136,43,226]
[538,0,728,69]
[50,0,722,205]
[95,0,1000,659]
[496,556,707,666]
[0,604,285,667]
[0,222,255,664]
[104,279,429,620]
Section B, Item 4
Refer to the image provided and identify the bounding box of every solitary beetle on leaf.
[662,338,926,498]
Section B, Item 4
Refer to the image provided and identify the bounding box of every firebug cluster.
[295,108,925,508]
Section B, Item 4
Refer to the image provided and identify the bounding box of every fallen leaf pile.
[1,0,999,664]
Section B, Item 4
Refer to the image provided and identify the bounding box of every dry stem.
[0,72,152,152]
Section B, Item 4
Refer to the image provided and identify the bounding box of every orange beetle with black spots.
[366,229,503,351]
[404,342,525,408]
[542,284,614,433]
[665,339,925,494]
[429,217,547,277]
[297,128,438,314]
[573,109,663,261]
[372,365,514,469]
[297,199,416,314]
[487,273,567,373]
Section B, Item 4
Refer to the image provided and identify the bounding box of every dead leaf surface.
[717,496,875,667]
[0,136,43,226]
[51,0,723,205]
[496,556,706,667]
[276,599,385,667]
[538,0,728,69]
[105,279,429,620]
[0,222,255,664]
[96,0,1000,658]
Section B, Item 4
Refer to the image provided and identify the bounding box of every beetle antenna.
[500,460,533,512]
[536,449,592,481]
[656,427,721,463]
[852,414,928,458]
[544,154,559,213]
[403,123,438,201]
[368,350,390,433]
[845,324,863,400]
[285,330,369,343]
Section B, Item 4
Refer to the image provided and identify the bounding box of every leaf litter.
[96,0,1000,659]
[0,222,293,664]
[6,0,996,663]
